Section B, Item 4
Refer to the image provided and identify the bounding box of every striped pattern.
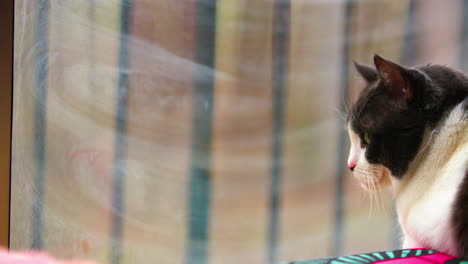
[283,249,439,264]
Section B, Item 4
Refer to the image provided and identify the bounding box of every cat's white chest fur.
[395,152,466,255]
[392,103,468,256]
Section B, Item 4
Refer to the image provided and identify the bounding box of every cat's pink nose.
[348,162,356,172]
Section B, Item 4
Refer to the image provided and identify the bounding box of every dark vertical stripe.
[110,1,132,264]
[269,1,290,263]
[186,1,217,264]
[332,0,353,256]
[460,0,468,71]
[0,0,14,248]
[31,0,50,250]
[401,0,417,66]
[88,0,97,95]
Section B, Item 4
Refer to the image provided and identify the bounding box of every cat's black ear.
[353,61,378,83]
[373,54,413,101]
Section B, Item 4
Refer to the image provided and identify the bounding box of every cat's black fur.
[349,55,468,257]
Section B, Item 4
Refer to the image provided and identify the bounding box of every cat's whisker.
[357,90,382,119]
[367,179,373,219]
[368,174,377,218]
[371,176,379,213]
[343,101,352,118]
[370,167,385,212]
[350,108,358,124]
[365,174,373,219]
[376,181,384,213]
[344,101,350,112]
[328,106,347,121]
[357,99,368,119]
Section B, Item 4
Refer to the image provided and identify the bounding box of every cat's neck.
[417,65,468,126]
[392,100,468,198]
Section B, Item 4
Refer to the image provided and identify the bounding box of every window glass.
[11,0,467,263]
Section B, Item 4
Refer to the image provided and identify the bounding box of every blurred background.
[11,0,468,263]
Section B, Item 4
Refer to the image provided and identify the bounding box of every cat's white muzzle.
[353,160,387,191]
[347,124,390,191]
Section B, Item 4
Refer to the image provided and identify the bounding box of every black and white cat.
[347,55,467,257]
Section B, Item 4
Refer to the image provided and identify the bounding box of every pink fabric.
[0,248,96,264]
[375,251,455,264]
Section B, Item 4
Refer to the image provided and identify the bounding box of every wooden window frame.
[0,0,14,249]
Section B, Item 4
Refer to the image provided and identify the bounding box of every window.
[9,0,468,263]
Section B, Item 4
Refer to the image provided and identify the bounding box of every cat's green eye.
[364,132,371,145]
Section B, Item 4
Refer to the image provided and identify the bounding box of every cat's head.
[347,55,431,190]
